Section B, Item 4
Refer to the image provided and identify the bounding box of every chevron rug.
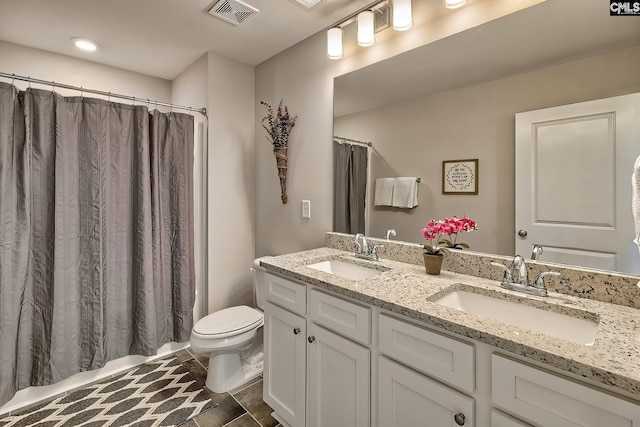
[0,356,217,427]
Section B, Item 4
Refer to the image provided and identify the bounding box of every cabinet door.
[378,356,475,427]
[264,302,306,427]
[492,354,640,427]
[307,323,370,427]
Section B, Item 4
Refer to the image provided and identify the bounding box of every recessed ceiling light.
[71,37,98,52]
[445,0,467,9]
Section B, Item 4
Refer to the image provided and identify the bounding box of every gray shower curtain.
[333,141,368,234]
[0,82,195,406]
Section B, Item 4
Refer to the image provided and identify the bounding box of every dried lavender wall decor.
[260,99,297,204]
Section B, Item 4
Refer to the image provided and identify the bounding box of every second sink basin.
[434,287,599,346]
[306,259,385,280]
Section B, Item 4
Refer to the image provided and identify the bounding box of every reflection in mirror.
[333,0,640,274]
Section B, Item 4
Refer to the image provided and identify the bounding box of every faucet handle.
[370,244,384,259]
[533,271,561,289]
[491,261,512,283]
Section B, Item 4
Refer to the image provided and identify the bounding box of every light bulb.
[393,0,412,31]
[357,11,375,47]
[327,27,343,60]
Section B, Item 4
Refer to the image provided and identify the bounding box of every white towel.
[374,178,394,206]
[633,155,640,255]
[392,177,419,208]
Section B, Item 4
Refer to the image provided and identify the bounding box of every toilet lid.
[193,305,263,336]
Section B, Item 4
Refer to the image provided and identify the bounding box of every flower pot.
[423,253,444,275]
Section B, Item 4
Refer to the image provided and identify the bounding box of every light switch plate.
[302,199,311,218]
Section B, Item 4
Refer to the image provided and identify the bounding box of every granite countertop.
[260,247,640,399]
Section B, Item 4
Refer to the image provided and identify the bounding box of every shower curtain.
[0,82,195,406]
[333,141,368,234]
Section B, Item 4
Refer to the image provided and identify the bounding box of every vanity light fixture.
[327,27,344,59]
[445,0,467,9]
[357,11,375,47]
[71,37,98,52]
[392,0,412,31]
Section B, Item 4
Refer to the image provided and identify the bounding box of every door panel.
[516,93,640,274]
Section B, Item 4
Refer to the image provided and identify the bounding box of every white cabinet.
[491,409,532,427]
[492,354,640,427]
[264,277,371,427]
[263,302,306,427]
[378,356,475,427]
[307,323,370,427]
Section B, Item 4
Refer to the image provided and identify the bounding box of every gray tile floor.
[171,349,280,427]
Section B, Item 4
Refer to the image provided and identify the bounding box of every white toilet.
[189,257,270,393]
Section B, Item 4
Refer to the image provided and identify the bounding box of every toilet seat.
[193,305,263,338]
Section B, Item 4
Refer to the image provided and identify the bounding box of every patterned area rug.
[0,356,217,427]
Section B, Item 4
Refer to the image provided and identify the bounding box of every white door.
[515,93,640,274]
[378,356,474,427]
[263,302,306,427]
[307,323,370,427]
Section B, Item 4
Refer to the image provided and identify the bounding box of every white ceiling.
[334,0,640,117]
[0,0,373,80]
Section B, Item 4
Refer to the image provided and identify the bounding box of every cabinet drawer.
[309,289,370,345]
[264,273,306,315]
[378,314,475,393]
[492,354,640,427]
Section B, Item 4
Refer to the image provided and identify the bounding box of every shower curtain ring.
[10,73,15,86]
[51,81,55,96]
[108,91,111,103]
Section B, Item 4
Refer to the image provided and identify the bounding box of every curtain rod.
[334,136,372,147]
[0,72,207,117]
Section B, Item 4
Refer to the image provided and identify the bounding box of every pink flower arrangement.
[421,216,478,255]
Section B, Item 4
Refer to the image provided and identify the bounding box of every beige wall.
[335,46,640,256]
[206,52,256,313]
[254,0,541,257]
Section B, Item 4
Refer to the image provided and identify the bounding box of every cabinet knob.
[293,327,301,335]
[308,336,316,343]
[517,229,528,238]
[454,413,465,425]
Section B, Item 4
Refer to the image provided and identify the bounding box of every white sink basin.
[435,289,598,346]
[306,259,385,280]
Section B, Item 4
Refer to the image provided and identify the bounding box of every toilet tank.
[252,256,272,310]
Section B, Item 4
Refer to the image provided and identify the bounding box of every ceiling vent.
[293,0,323,10]
[207,0,259,25]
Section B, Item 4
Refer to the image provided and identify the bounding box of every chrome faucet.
[354,233,383,261]
[491,255,560,297]
[531,244,543,261]
[354,233,368,255]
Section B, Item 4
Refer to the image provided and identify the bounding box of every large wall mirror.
[333,0,640,275]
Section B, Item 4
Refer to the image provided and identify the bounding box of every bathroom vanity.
[260,234,640,427]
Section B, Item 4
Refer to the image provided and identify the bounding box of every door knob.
[454,413,465,425]
[308,336,316,343]
[293,327,301,335]
[517,229,528,237]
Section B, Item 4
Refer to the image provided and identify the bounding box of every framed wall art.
[442,159,478,195]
